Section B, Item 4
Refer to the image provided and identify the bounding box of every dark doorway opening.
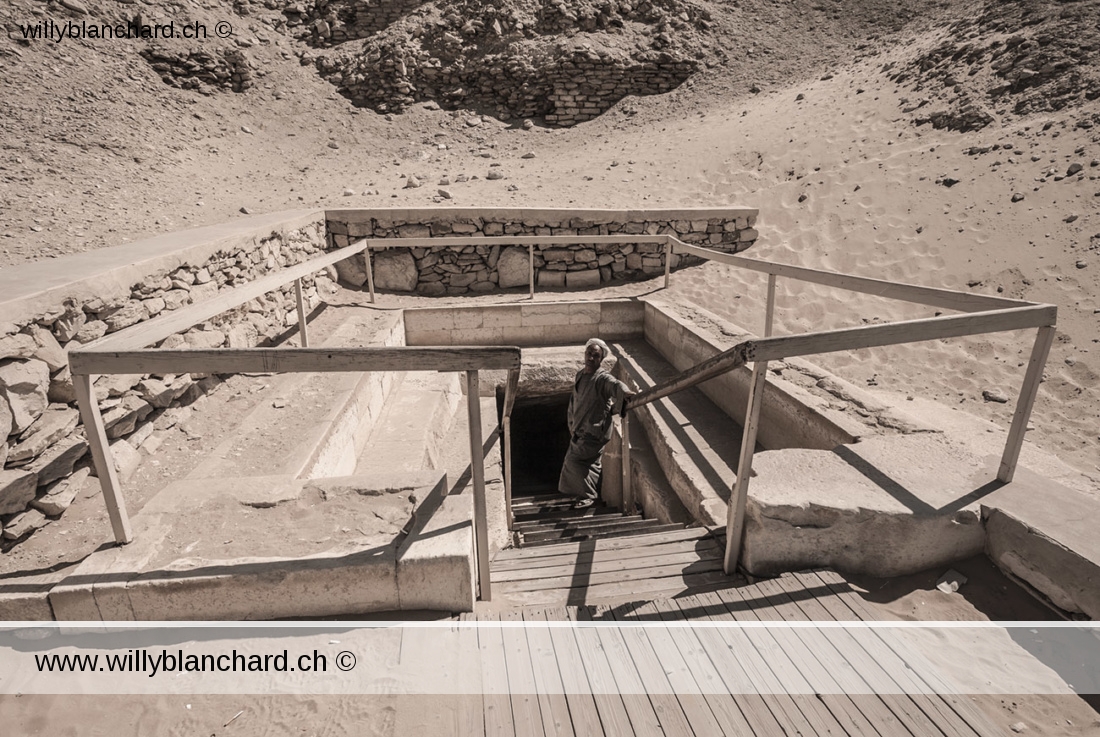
[500,393,572,496]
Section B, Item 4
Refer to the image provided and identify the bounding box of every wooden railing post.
[723,360,769,575]
[621,412,633,514]
[528,244,535,300]
[764,273,777,338]
[998,325,1056,483]
[501,367,520,530]
[466,370,491,600]
[72,372,133,544]
[294,277,309,347]
[365,246,376,304]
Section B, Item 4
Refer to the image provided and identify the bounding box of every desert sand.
[1,0,1098,732]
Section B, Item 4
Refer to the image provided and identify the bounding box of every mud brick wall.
[325,208,759,296]
[0,218,330,547]
[544,57,696,126]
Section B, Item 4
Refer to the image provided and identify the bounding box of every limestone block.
[417,282,446,296]
[227,323,260,349]
[8,405,80,463]
[103,301,148,332]
[0,333,37,362]
[190,281,219,303]
[163,289,191,310]
[27,433,88,487]
[52,307,86,343]
[32,466,91,516]
[136,378,175,408]
[143,297,166,316]
[109,438,142,479]
[0,358,50,433]
[566,270,601,289]
[48,366,76,404]
[72,320,108,344]
[496,246,530,289]
[1,508,47,540]
[537,270,565,288]
[0,469,37,515]
[739,228,759,242]
[28,326,67,371]
[334,253,368,287]
[94,373,143,401]
[449,272,477,288]
[184,329,225,350]
[374,249,418,292]
[103,396,153,439]
[397,224,431,239]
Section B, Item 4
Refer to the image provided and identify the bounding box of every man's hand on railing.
[620,390,636,418]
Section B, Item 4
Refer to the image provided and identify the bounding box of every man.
[558,338,635,509]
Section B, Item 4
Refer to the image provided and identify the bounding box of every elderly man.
[558,338,635,509]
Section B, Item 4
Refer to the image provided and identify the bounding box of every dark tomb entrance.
[500,393,572,496]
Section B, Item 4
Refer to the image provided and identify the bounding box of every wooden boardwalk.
[447,568,1006,736]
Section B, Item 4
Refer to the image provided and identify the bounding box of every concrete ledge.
[403,299,644,347]
[742,435,991,577]
[983,470,1100,619]
[397,491,475,611]
[0,210,323,325]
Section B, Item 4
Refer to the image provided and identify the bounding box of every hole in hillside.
[499,393,572,496]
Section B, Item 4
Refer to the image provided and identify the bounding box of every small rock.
[798,193,807,203]
[437,189,453,199]
[466,117,482,127]
[272,399,286,408]
[506,184,518,191]
[1064,214,1078,223]
[239,206,252,215]
[1066,163,1083,176]
[327,141,340,150]
[521,152,536,159]
[982,388,1009,403]
[342,188,355,197]
[438,177,450,186]
[941,178,959,187]
[1076,260,1087,269]
[241,125,253,134]
[935,569,968,594]
[1010,722,1027,733]
[795,93,805,101]
[1011,193,1025,202]
[522,119,534,130]
[404,175,422,189]
[486,170,504,180]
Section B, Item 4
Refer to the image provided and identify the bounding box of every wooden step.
[512,505,620,525]
[517,521,686,547]
[513,513,641,533]
[495,526,719,560]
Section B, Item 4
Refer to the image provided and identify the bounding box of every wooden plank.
[646,599,761,736]
[456,613,486,737]
[549,606,633,736]
[605,605,715,736]
[492,527,716,561]
[576,606,665,735]
[623,341,750,413]
[498,570,738,608]
[498,610,551,737]
[724,359,768,574]
[495,557,724,593]
[620,413,633,513]
[764,273,777,337]
[468,371,491,601]
[749,576,906,737]
[294,277,309,348]
[524,608,600,737]
[71,372,132,544]
[87,239,371,351]
[491,546,721,583]
[999,324,1056,482]
[749,305,1056,363]
[670,239,1034,312]
[528,244,535,300]
[474,610,516,737]
[813,571,1002,737]
[491,538,721,574]
[70,345,522,375]
[797,572,980,737]
[776,573,941,736]
[714,583,854,736]
[365,243,376,303]
[671,591,816,736]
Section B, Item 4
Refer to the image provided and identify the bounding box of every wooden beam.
[625,341,752,412]
[501,367,520,530]
[89,239,371,351]
[71,373,133,544]
[70,346,522,375]
[528,244,535,300]
[365,246,376,304]
[621,412,633,514]
[361,234,666,250]
[764,273,777,338]
[748,304,1056,362]
[466,371,491,601]
[998,324,1056,482]
[294,277,309,348]
[724,361,769,574]
[663,237,672,289]
[671,238,1035,312]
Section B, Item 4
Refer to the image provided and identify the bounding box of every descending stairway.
[510,494,685,548]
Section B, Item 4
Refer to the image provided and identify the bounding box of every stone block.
[0,469,38,515]
[496,246,531,289]
[0,358,50,433]
[8,405,79,463]
[537,270,566,288]
[103,301,148,332]
[28,326,67,372]
[73,320,108,344]
[374,249,418,292]
[1,508,47,540]
[397,224,431,239]
[32,466,91,516]
[0,333,37,362]
[334,253,368,287]
[566,270,601,289]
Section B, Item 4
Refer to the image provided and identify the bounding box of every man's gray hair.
[585,337,610,360]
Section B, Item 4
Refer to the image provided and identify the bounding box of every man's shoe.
[573,498,595,510]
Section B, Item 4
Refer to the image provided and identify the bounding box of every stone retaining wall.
[0,214,330,546]
[326,207,759,296]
